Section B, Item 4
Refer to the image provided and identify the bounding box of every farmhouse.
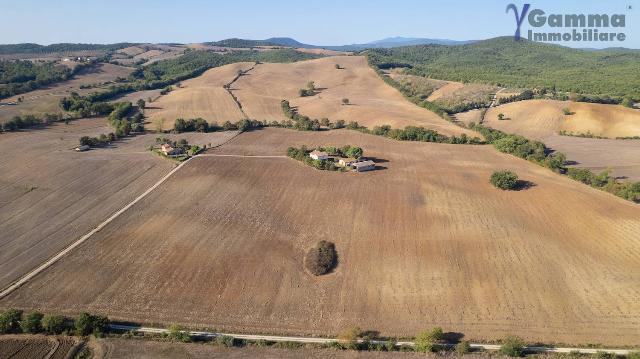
[161,143,182,156]
[352,160,375,172]
[309,150,329,160]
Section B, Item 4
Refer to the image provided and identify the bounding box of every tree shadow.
[361,330,381,340]
[365,156,389,164]
[514,180,536,191]
[372,165,388,171]
[564,160,580,166]
[443,332,465,344]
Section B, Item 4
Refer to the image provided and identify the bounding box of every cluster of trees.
[490,171,519,190]
[172,118,263,133]
[154,137,202,157]
[304,240,337,276]
[107,102,144,137]
[0,309,108,337]
[357,123,482,145]
[316,145,363,159]
[79,133,117,148]
[59,92,117,117]
[366,37,640,99]
[280,99,323,131]
[567,168,640,202]
[286,146,342,171]
[471,124,566,172]
[0,60,85,99]
[496,90,535,105]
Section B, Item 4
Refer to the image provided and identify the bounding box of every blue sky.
[0,0,636,48]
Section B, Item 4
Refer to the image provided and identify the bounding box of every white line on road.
[108,324,636,355]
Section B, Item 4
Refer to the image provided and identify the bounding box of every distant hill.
[0,43,134,55]
[207,37,474,50]
[367,36,640,99]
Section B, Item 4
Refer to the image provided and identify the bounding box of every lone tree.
[342,98,350,106]
[338,326,361,350]
[490,170,519,190]
[415,327,444,352]
[305,241,337,276]
[137,99,146,112]
[335,64,342,69]
[497,113,505,120]
[306,81,315,91]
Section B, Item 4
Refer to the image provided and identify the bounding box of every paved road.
[0,157,194,299]
[108,324,635,355]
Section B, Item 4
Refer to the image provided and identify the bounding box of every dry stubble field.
[456,99,640,180]
[2,128,639,346]
[0,335,78,359]
[232,56,475,136]
[0,118,237,289]
[146,62,255,130]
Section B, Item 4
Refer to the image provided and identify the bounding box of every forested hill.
[0,43,134,55]
[367,37,640,99]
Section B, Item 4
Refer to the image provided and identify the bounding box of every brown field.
[232,56,474,136]
[117,46,146,56]
[146,62,256,130]
[94,338,495,359]
[294,47,351,56]
[0,63,133,124]
[0,118,237,289]
[483,99,640,140]
[460,100,640,180]
[0,335,78,359]
[3,128,639,345]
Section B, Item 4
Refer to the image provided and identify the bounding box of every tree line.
[0,60,92,100]
[0,308,109,337]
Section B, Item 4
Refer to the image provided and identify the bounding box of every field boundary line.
[199,154,287,159]
[108,324,636,355]
[0,157,194,299]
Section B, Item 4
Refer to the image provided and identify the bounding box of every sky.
[0,0,637,48]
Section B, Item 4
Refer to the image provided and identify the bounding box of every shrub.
[500,335,526,357]
[491,170,519,190]
[562,108,573,115]
[455,341,471,354]
[498,113,505,120]
[20,312,44,334]
[384,338,398,352]
[0,309,23,334]
[216,335,237,347]
[305,241,337,276]
[42,315,66,334]
[342,98,350,105]
[168,324,192,342]
[595,352,614,359]
[628,351,640,359]
[414,327,444,352]
[338,326,361,350]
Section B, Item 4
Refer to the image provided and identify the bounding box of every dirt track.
[3,128,639,346]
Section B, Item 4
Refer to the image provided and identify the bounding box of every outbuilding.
[352,160,375,172]
[309,150,329,160]
[338,158,358,167]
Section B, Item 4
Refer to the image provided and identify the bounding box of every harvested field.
[0,118,237,289]
[482,100,640,140]
[459,99,640,180]
[0,335,78,359]
[0,63,133,124]
[294,47,350,56]
[146,62,256,130]
[232,56,474,136]
[94,338,493,359]
[3,128,639,346]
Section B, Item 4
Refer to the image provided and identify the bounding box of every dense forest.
[0,60,81,99]
[366,37,640,99]
[0,43,133,55]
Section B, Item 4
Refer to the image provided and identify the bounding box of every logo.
[506,4,627,43]
[506,3,531,41]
